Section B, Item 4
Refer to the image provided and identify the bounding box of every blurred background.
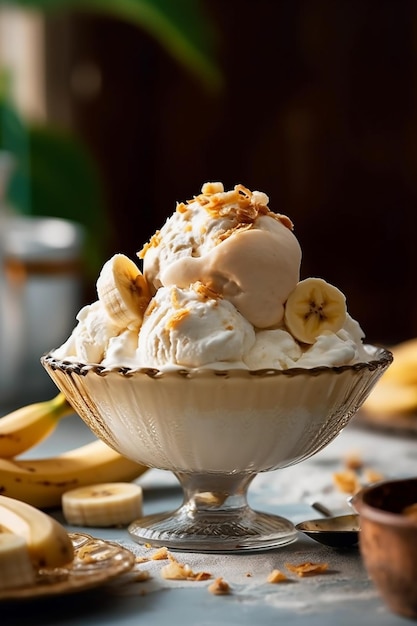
[0,0,415,403]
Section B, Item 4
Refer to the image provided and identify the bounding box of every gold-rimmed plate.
[0,532,135,601]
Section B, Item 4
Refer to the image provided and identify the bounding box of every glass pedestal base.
[128,472,297,553]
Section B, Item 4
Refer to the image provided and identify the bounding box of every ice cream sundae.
[42,182,392,552]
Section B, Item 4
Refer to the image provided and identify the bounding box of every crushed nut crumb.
[150,547,169,560]
[194,491,227,506]
[194,571,212,581]
[166,308,190,330]
[135,556,150,564]
[363,468,384,484]
[285,561,328,577]
[208,577,231,595]
[267,569,288,583]
[333,469,361,494]
[160,554,212,581]
[160,558,193,580]
[201,182,224,195]
[137,231,161,258]
[193,282,222,301]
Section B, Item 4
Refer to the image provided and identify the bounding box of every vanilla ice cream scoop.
[52,301,121,364]
[136,283,255,369]
[140,183,302,328]
[243,329,302,369]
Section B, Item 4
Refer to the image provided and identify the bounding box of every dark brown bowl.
[353,478,417,619]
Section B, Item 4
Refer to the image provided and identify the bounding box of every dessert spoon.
[295,502,360,548]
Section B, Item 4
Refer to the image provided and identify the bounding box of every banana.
[0,533,36,589]
[62,482,143,527]
[362,381,417,417]
[0,495,74,569]
[361,338,417,417]
[0,393,74,459]
[96,253,151,330]
[377,338,417,386]
[0,438,148,509]
[284,277,347,344]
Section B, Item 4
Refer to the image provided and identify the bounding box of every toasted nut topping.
[285,562,328,577]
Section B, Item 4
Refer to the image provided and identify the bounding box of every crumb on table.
[208,577,231,595]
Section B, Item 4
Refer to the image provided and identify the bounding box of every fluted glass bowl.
[41,344,392,553]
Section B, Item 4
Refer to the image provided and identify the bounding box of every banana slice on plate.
[62,482,143,527]
[284,277,347,344]
[96,253,151,330]
[0,533,36,590]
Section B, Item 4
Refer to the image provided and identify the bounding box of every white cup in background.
[0,215,85,406]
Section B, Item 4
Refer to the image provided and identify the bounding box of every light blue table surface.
[2,406,417,626]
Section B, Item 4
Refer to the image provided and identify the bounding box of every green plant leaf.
[6,0,223,92]
[0,90,28,159]
[0,89,31,212]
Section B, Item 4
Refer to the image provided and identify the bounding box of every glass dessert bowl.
[42,345,392,553]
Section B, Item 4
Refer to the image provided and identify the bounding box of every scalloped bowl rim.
[41,344,392,379]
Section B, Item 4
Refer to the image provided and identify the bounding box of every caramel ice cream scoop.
[161,217,301,328]
[143,183,302,329]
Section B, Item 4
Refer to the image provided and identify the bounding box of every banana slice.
[96,253,151,330]
[284,277,347,344]
[0,495,74,570]
[62,482,143,527]
[0,533,36,590]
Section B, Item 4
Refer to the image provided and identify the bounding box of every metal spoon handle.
[311,502,333,517]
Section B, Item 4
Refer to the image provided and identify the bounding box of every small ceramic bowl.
[353,477,417,619]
